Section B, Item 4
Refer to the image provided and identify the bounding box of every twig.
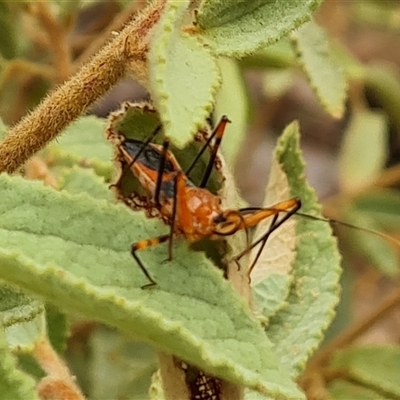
[306,286,400,370]
[299,286,400,398]
[374,163,400,188]
[0,0,165,174]
[0,59,54,93]
[73,0,147,71]
[34,0,72,82]
[24,156,59,189]
[322,161,400,221]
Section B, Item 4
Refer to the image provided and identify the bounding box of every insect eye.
[213,222,237,236]
[213,212,242,236]
[213,214,226,224]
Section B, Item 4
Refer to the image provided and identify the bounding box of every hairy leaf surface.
[291,21,347,118]
[0,328,39,400]
[264,122,341,375]
[196,0,323,57]
[148,0,220,148]
[0,175,303,399]
[0,282,45,352]
[43,116,111,179]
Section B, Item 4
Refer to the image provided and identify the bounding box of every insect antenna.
[234,205,400,281]
[234,201,302,277]
[296,211,400,248]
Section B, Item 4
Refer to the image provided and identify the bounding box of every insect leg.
[185,116,230,188]
[131,234,170,288]
[233,199,301,277]
[154,138,170,207]
[167,173,179,261]
[111,125,162,189]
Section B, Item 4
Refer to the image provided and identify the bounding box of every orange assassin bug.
[109,116,400,288]
[109,116,301,287]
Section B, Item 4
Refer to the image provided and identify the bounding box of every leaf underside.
[0,282,45,352]
[148,0,220,148]
[291,20,348,119]
[0,328,39,400]
[261,122,341,376]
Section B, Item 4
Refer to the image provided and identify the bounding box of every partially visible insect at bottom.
[180,361,221,400]
[108,116,399,288]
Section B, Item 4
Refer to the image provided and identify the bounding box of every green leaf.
[0,2,18,60]
[291,20,347,118]
[341,208,399,278]
[59,166,115,201]
[244,388,273,400]
[195,0,323,57]
[0,282,45,352]
[196,0,267,29]
[249,146,298,320]
[240,40,296,70]
[46,304,69,354]
[148,0,220,148]
[352,1,399,30]
[331,346,400,398]
[338,109,388,192]
[330,42,366,81]
[262,69,295,99]
[322,264,354,343]
[0,175,303,399]
[0,327,39,400]
[0,117,7,139]
[365,64,400,135]
[353,189,400,231]
[252,275,292,322]
[214,58,249,166]
[89,327,157,400]
[327,379,389,400]
[43,115,112,180]
[263,122,342,375]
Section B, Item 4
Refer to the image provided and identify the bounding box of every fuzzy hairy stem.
[34,337,84,400]
[0,0,165,174]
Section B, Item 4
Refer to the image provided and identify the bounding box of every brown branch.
[323,161,400,221]
[73,0,147,71]
[0,0,166,174]
[300,287,400,398]
[24,156,58,189]
[305,286,400,371]
[33,0,73,82]
[158,353,190,400]
[0,60,54,92]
